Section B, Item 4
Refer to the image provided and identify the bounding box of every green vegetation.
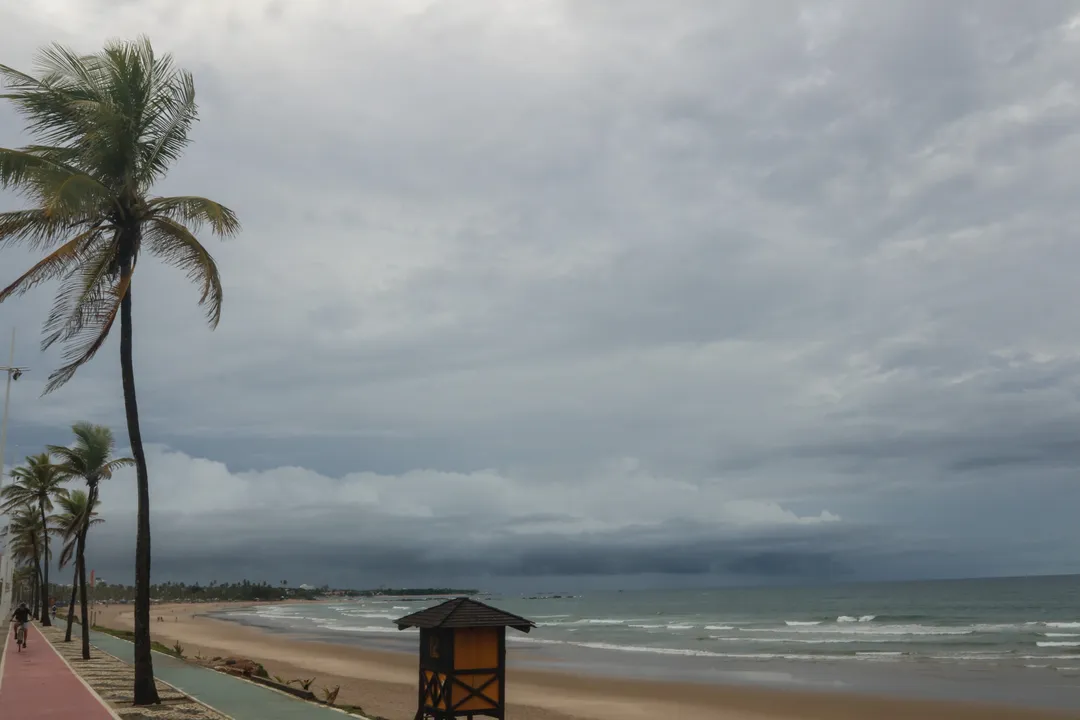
[0,37,240,705]
[53,488,103,643]
[90,624,184,658]
[1,453,66,625]
[86,580,323,603]
[3,423,128,659]
[56,580,479,603]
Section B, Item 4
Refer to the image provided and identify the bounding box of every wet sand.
[93,602,1078,720]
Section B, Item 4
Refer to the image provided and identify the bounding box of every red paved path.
[0,623,117,719]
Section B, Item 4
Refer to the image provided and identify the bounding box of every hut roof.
[394,597,535,633]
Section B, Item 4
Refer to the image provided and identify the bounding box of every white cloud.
[99,446,839,537]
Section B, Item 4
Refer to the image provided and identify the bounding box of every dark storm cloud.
[5,1,1080,587]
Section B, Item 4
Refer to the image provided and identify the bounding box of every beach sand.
[92,602,1076,720]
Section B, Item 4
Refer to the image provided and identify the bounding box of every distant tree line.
[45,579,479,603]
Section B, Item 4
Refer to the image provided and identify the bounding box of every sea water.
[217,574,1080,709]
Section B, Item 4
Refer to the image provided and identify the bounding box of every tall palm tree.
[50,423,131,659]
[7,504,45,616]
[0,39,240,702]
[1,454,67,625]
[52,489,102,644]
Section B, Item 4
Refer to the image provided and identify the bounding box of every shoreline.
[94,602,1079,720]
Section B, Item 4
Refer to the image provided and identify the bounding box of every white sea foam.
[666,624,694,630]
[572,643,854,662]
[784,621,822,626]
[319,624,416,634]
[1036,641,1080,648]
[759,624,972,636]
[705,625,736,631]
[629,624,665,629]
[1046,622,1080,629]
[1043,633,1080,638]
[339,611,398,620]
[584,619,626,625]
[711,637,909,644]
[837,615,876,623]
[509,636,565,646]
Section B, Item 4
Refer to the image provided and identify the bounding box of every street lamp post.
[0,328,28,615]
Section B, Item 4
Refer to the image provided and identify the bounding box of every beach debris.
[206,656,267,679]
[320,685,341,706]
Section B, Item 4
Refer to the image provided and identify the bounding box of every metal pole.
[0,329,16,616]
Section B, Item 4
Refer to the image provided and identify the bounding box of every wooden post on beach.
[394,598,535,720]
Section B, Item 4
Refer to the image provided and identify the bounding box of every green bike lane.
[89,629,368,720]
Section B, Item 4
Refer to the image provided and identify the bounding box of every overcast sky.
[2,0,1080,591]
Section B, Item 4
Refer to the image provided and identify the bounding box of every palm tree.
[0,39,240,702]
[1,453,67,625]
[50,423,131,659]
[12,564,37,607]
[7,504,45,615]
[52,489,102,644]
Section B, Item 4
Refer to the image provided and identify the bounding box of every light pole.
[0,328,28,616]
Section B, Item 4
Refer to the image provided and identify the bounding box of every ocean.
[217,574,1080,710]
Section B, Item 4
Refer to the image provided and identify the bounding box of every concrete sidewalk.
[89,629,366,720]
[0,623,119,719]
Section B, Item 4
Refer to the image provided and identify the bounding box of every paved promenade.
[0,623,119,719]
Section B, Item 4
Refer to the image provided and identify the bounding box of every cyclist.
[11,602,30,648]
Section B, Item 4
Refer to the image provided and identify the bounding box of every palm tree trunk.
[121,277,160,705]
[31,568,39,618]
[31,544,42,621]
[76,482,99,655]
[39,499,52,626]
[78,537,90,659]
[65,564,78,642]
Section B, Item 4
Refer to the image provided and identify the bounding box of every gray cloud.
[3,1,1080,588]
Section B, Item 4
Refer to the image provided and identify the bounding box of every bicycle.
[14,623,27,651]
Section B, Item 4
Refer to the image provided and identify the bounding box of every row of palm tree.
[0,36,239,704]
[2,422,129,660]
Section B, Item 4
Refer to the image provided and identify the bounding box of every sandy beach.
[86,601,1080,720]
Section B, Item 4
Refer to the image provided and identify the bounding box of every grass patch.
[91,625,183,657]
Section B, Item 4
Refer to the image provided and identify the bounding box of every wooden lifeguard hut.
[394,597,536,720]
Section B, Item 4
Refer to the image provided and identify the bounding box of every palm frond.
[0,224,105,301]
[145,216,224,326]
[140,69,196,186]
[147,196,240,237]
[0,61,94,150]
[0,207,93,251]
[100,456,135,479]
[43,270,127,394]
[0,147,110,207]
[41,237,118,349]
